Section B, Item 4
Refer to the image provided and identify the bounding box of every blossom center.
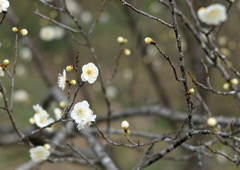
[40,116,47,124]
[86,69,92,75]
[208,10,219,19]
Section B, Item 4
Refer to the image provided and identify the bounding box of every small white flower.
[80,11,93,24]
[81,63,99,84]
[14,90,29,102]
[16,64,28,78]
[29,146,50,162]
[70,100,96,130]
[0,67,4,77]
[19,47,33,62]
[58,69,67,90]
[106,85,118,100]
[0,0,9,13]
[39,26,55,41]
[66,0,81,14]
[54,108,62,120]
[34,110,54,128]
[197,4,227,25]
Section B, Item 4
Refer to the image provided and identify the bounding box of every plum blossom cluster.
[31,104,54,128]
[0,0,10,13]
[29,145,50,162]
[57,62,99,91]
[70,100,96,130]
[197,4,227,25]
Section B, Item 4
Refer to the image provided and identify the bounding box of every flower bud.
[188,88,195,94]
[230,78,238,85]
[29,117,35,124]
[59,101,66,108]
[12,27,19,32]
[20,29,28,36]
[207,117,217,127]
[145,37,154,44]
[223,83,230,90]
[70,79,77,85]
[43,143,51,150]
[3,59,9,65]
[121,120,129,130]
[66,65,73,72]
[123,49,131,56]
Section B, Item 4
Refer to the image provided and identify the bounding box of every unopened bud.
[121,120,129,130]
[29,117,35,124]
[20,29,28,36]
[12,27,19,32]
[145,37,154,44]
[59,101,66,108]
[207,117,217,127]
[123,49,131,56]
[230,78,238,85]
[66,65,73,72]
[70,79,77,85]
[223,83,230,90]
[188,88,195,94]
[3,59,9,65]
[43,143,51,150]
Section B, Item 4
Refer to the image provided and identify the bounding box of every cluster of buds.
[121,120,130,135]
[12,27,28,36]
[117,36,128,45]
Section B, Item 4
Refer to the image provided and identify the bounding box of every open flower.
[70,100,96,130]
[34,110,54,128]
[0,67,4,77]
[58,69,67,90]
[197,4,227,25]
[81,63,99,84]
[0,0,10,13]
[29,146,50,162]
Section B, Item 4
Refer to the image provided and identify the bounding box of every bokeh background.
[1,0,240,169]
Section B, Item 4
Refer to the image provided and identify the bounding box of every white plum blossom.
[0,67,4,77]
[81,63,99,84]
[34,110,54,128]
[70,100,96,130]
[19,47,33,62]
[14,90,29,102]
[0,0,10,13]
[39,26,56,41]
[29,146,50,162]
[80,11,93,24]
[197,4,227,25]
[54,108,62,120]
[58,69,67,90]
